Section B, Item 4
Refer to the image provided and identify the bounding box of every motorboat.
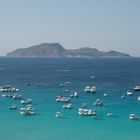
[10,105,18,110]
[63,103,72,109]
[134,86,140,91]
[78,108,96,116]
[13,94,23,100]
[84,86,96,93]
[103,93,109,97]
[56,112,62,118]
[121,95,126,99]
[129,114,139,120]
[107,112,113,116]
[70,92,79,98]
[127,90,133,96]
[93,99,103,106]
[138,96,140,101]
[20,107,35,115]
[56,96,71,103]
[21,99,32,104]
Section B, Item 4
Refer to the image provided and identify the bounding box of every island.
[7,43,131,58]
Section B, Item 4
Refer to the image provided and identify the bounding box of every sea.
[0,57,140,140]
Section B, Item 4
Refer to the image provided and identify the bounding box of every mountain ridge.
[7,43,131,58]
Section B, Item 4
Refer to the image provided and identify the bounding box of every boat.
[90,76,95,79]
[84,86,96,93]
[21,99,32,104]
[121,95,126,99]
[70,92,79,98]
[103,93,109,97]
[138,96,140,101]
[56,112,62,118]
[134,86,140,91]
[78,108,96,116]
[129,114,139,120]
[93,99,103,106]
[63,103,72,109]
[20,108,35,115]
[127,90,133,96]
[56,96,71,103]
[13,94,23,100]
[107,112,113,116]
[10,105,18,110]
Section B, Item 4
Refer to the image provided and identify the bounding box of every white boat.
[13,94,23,99]
[138,96,140,101]
[127,91,133,96]
[93,99,103,106]
[134,86,140,91]
[103,93,109,97]
[10,105,18,110]
[21,99,32,104]
[70,92,79,98]
[56,112,62,118]
[121,95,126,99]
[107,112,113,116]
[129,114,139,120]
[63,103,72,109]
[56,96,71,103]
[20,108,35,115]
[84,86,96,93]
[78,108,96,116]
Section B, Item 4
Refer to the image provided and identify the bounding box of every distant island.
[7,43,131,58]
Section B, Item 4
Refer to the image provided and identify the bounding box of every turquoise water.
[0,57,140,140]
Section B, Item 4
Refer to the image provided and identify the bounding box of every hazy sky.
[0,0,140,56]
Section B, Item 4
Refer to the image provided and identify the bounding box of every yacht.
[78,108,96,116]
[129,114,139,120]
[84,86,96,93]
[20,107,35,115]
[127,90,133,96]
[21,99,32,104]
[56,112,62,118]
[10,105,18,110]
[134,86,140,91]
[70,92,79,98]
[56,96,71,103]
[63,103,72,109]
[93,99,103,106]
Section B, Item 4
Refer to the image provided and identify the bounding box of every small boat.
[10,105,18,110]
[85,86,96,93]
[78,108,96,116]
[134,86,140,91]
[20,108,35,115]
[107,112,113,116]
[121,95,126,99]
[59,84,66,87]
[93,99,103,106]
[56,112,62,118]
[90,76,95,79]
[70,92,79,98]
[103,93,109,97]
[13,94,23,100]
[63,103,72,109]
[127,90,133,96]
[129,114,139,120]
[21,99,32,104]
[56,96,71,103]
[138,96,140,101]
[63,89,69,92]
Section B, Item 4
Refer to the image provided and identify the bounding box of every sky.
[0,0,140,56]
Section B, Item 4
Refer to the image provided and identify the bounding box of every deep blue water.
[0,57,140,140]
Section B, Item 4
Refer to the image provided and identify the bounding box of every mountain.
[7,43,131,58]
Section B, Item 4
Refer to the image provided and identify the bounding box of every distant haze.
[0,0,140,56]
